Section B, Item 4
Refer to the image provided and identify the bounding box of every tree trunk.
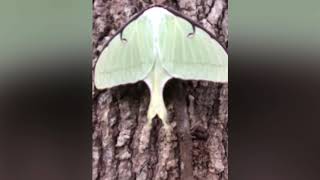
[92,1,228,180]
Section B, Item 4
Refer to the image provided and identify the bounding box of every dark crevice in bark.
[151,119,160,180]
[175,132,182,180]
[206,0,216,18]
[200,1,216,37]
[213,84,223,121]
[177,83,194,180]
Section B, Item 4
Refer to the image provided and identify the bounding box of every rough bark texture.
[92,0,228,180]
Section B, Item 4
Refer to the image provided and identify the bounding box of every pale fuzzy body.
[142,8,172,128]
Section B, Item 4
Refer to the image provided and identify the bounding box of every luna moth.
[94,5,228,130]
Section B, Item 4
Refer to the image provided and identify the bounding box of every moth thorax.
[142,7,169,59]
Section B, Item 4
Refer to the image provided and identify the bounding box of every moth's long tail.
[146,90,170,130]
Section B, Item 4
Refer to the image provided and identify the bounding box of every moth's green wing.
[159,14,228,83]
[94,16,154,89]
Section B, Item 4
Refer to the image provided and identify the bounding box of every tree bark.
[92,0,228,180]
